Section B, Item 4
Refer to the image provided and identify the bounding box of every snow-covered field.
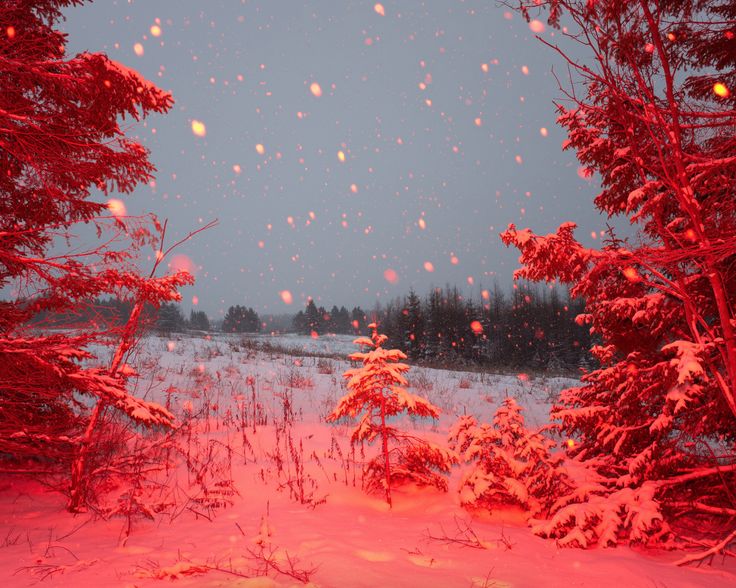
[0,333,732,587]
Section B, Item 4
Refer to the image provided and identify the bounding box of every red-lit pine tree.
[0,0,193,510]
[327,324,454,506]
[502,1,736,557]
[448,397,567,518]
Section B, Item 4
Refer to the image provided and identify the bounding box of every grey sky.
[61,0,609,318]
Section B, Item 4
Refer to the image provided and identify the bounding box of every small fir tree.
[449,397,567,517]
[327,323,454,506]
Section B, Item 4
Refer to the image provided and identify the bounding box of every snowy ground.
[1,333,733,587]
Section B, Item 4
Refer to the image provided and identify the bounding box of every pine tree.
[327,323,454,506]
[404,289,424,360]
[157,303,185,333]
[449,397,567,517]
[189,309,210,331]
[304,300,321,334]
[503,0,736,552]
[0,0,192,511]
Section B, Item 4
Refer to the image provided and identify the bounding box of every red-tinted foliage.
[327,324,454,506]
[0,1,192,510]
[504,1,736,551]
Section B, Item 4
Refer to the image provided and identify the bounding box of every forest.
[1,0,735,586]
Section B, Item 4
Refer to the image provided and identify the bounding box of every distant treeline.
[24,282,593,370]
[292,284,593,371]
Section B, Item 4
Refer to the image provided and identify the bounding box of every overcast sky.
[60,0,610,318]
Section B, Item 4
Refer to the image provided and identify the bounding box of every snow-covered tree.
[449,397,567,517]
[327,323,454,506]
[503,1,736,553]
[0,0,193,511]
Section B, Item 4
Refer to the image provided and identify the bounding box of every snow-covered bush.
[449,397,566,517]
[327,323,455,505]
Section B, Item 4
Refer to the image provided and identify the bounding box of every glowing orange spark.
[310,82,323,97]
[255,143,265,155]
[713,82,730,98]
[529,20,545,34]
[374,3,385,16]
[107,198,126,217]
[168,254,195,275]
[133,42,144,56]
[423,261,435,272]
[470,320,483,335]
[150,24,162,37]
[623,266,641,282]
[191,119,206,137]
[383,269,399,284]
[280,290,293,305]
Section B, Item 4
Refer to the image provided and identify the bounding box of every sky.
[60,0,611,319]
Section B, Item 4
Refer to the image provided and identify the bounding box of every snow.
[0,333,733,587]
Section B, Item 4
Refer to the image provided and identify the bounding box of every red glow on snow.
[310,82,323,97]
[383,268,399,284]
[374,3,385,16]
[423,261,435,273]
[168,254,195,275]
[191,119,206,137]
[713,82,730,98]
[107,198,126,217]
[529,20,545,34]
[280,290,294,305]
[133,42,144,57]
[311,330,319,339]
[6,26,16,39]
[166,340,176,352]
[517,373,529,382]
[470,320,483,335]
